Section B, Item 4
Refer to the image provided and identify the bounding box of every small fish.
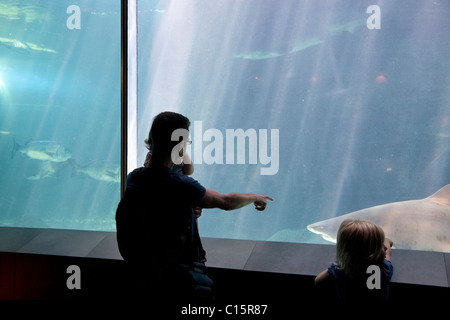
[0,36,57,54]
[72,161,120,183]
[11,138,72,162]
[0,130,15,135]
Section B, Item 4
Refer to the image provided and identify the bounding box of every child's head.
[336,219,386,275]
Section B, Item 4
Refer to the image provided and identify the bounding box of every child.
[144,142,194,175]
[315,219,393,301]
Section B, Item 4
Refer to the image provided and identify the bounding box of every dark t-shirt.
[327,259,393,301]
[115,164,206,268]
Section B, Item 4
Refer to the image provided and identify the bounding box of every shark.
[233,19,365,60]
[307,184,450,253]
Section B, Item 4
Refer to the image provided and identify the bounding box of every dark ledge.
[0,227,448,288]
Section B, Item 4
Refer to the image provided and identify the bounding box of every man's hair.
[336,219,386,276]
[145,111,190,157]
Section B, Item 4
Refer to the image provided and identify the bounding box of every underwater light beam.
[138,1,196,164]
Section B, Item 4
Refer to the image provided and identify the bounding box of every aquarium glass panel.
[0,0,121,230]
[136,0,450,252]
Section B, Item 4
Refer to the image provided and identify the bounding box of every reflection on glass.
[137,1,450,252]
[0,0,121,230]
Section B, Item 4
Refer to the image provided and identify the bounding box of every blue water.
[0,0,121,230]
[1,1,449,250]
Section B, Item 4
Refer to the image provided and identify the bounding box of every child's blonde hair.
[336,219,386,276]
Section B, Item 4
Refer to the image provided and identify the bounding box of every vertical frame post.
[121,0,138,198]
[120,0,128,197]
